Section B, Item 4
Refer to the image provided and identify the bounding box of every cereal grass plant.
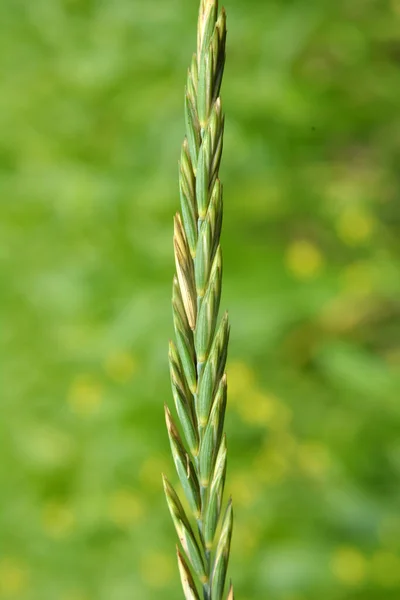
[163,1,233,599]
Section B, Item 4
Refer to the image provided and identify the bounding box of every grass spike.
[164,1,233,599]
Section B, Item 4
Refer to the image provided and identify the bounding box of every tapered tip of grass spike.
[164,404,181,442]
[227,582,234,600]
[162,473,177,503]
[161,473,169,499]
[164,404,174,432]
[177,547,201,600]
[162,474,189,530]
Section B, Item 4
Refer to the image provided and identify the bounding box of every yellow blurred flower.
[336,208,375,245]
[330,546,367,585]
[42,501,75,538]
[104,351,137,383]
[286,240,324,280]
[108,489,144,528]
[67,376,102,416]
[371,550,400,588]
[0,558,29,596]
[140,552,174,588]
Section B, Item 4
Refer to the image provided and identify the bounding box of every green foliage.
[1,0,399,599]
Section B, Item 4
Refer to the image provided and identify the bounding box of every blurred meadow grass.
[1,0,400,598]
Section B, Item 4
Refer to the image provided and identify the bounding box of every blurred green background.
[1,0,400,598]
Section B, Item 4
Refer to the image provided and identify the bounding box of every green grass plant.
[163,2,233,599]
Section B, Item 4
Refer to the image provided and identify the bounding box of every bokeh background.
[1,0,400,598]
